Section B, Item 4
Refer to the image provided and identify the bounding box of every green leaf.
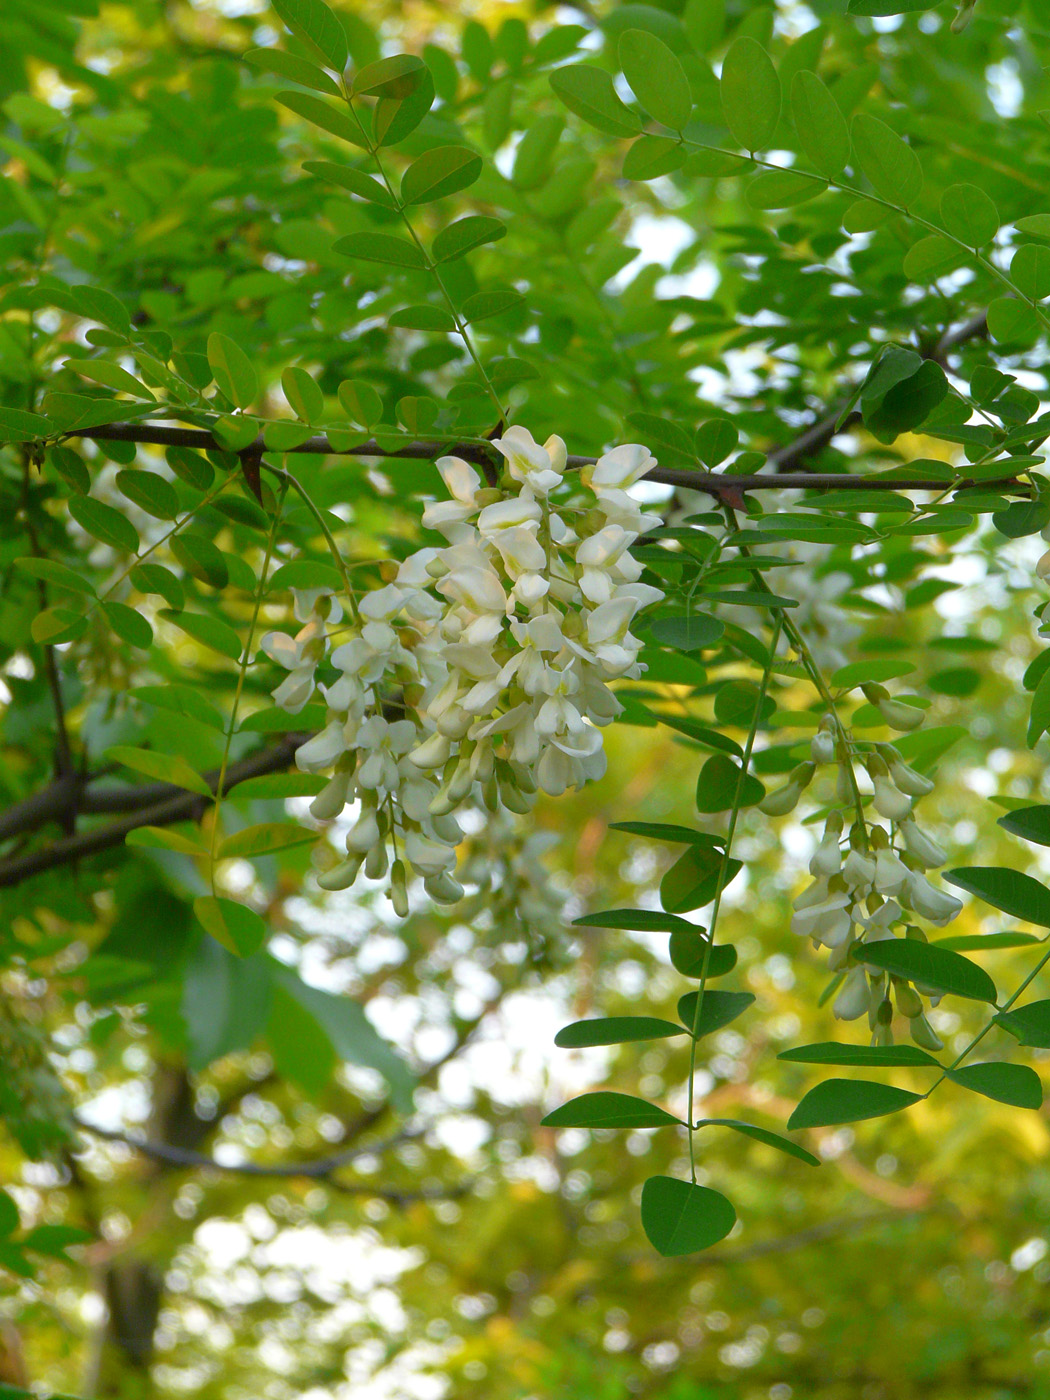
[267,984,336,1091]
[554,1017,688,1047]
[790,70,849,179]
[159,608,243,660]
[0,406,52,442]
[903,235,965,284]
[512,113,563,188]
[572,908,698,932]
[936,932,1039,951]
[47,445,90,493]
[275,91,366,147]
[388,305,457,331]
[694,419,738,468]
[401,145,482,204]
[213,415,259,452]
[649,614,724,651]
[777,1042,941,1067]
[105,745,213,798]
[831,658,915,689]
[31,607,87,645]
[101,601,153,650]
[171,534,229,590]
[244,45,341,95]
[132,686,226,733]
[997,805,1050,847]
[622,134,685,181]
[130,564,184,612]
[541,1092,682,1129]
[432,215,507,264]
[640,1176,736,1256]
[301,159,396,206]
[271,964,414,1110]
[1011,243,1050,301]
[677,989,755,1036]
[944,866,1050,927]
[460,289,523,322]
[866,361,948,442]
[700,1119,821,1166]
[115,469,178,520]
[851,112,922,206]
[268,559,344,592]
[848,0,939,11]
[668,929,738,979]
[695,754,765,813]
[67,495,139,553]
[947,1062,1043,1109]
[619,29,692,131]
[608,821,722,846]
[333,231,428,268]
[995,999,1050,1048]
[272,0,347,71]
[747,169,827,209]
[853,939,996,1004]
[1016,214,1050,236]
[64,358,154,400]
[166,447,214,491]
[351,54,425,98]
[21,1224,92,1258]
[661,844,742,912]
[720,37,781,153]
[940,183,999,247]
[372,66,435,148]
[0,1190,21,1238]
[987,296,1041,346]
[548,65,643,138]
[13,556,96,597]
[281,366,325,422]
[218,822,316,860]
[126,825,210,856]
[993,499,1050,541]
[337,379,383,428]
[787,1079,922,1130]
[195,895,269,957]
[207,333,257,410]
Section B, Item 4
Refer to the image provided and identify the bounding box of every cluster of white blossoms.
[762,685,962,1050]
[259,428,663,913]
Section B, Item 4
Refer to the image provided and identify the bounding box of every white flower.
[810,727,837,765]
[295,720,348,774]
[873,776,912,822]
[582,442,657,491]
[810,826,842,877]
[887,756,934,797]
[492,425,566,496]
[873,846,909,896]
[834,966,871,1021]
[575,526,635,604]
[903,872,962,926]
[898,818,947,869]
[422,456,483,537]
[842,848,876,890]
[310,770,351,821]
[791,890,852,946]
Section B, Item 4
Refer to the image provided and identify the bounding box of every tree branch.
[73,1117,460,1201]
[0,734,306,887]
[65,421,1028,497]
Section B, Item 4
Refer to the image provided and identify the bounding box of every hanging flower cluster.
[259,428,663,911]
[761,685,962,1049]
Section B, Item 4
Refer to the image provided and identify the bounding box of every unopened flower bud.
[910,1012,944,1051]
[316,855,364,891]
[759,762,815,816]
[887,757,934,797]
[1038,549,1050,581]
[898,818,947,869]
[894,978,923,1018]
[389,858,409,917]
[811,726,837,765]
[424,871,464,904]
[364,842,389,880]
[876,996,894,1026]
[863,684,925,732]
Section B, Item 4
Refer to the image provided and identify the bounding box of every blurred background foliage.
[5,0,1050,1397]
